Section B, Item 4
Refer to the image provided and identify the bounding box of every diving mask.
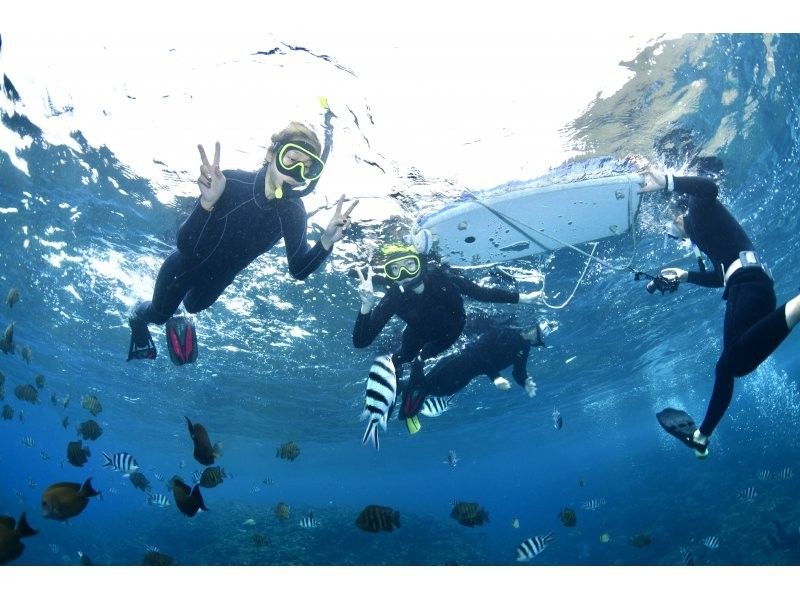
[383,255,422,282]
[665,221,684,240]
[275,141,325,182]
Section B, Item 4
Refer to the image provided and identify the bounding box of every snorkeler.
[353,242,542,430]
[128,116,356,364]
[640,169,800,457]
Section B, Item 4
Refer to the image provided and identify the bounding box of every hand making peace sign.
[197,141,226,211]
[321,195,359,250]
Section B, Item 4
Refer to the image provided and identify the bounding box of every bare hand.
[321,195,358,250]
[518,290,543,304]
[197,141,226,211]
[494,377,511,391]
[524,377,537,398]
[355,265,379,313]
[638,168,667,194]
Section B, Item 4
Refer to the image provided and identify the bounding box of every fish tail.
[184,416,193,435]
[81,477,100,498]
[16,512,38,538]
[101,452,112,468]
[362,419,379,450]
[191,484,209,512]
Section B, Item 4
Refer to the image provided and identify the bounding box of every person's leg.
[424,350,480,397]
[182,272,236,314]
[135,251,197,325]
[699,275,783,437]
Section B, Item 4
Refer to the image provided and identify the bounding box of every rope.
[541,242,598,310]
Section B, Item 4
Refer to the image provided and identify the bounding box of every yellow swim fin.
[405,415,421,435]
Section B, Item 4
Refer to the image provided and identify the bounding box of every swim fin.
[405,415,421,435]
[165,316,198,366]
[656,408,708,457]
[127,316,157,361]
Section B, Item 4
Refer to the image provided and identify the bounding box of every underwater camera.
[646,272,680,295]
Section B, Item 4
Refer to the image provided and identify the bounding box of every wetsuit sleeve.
[176,200,223,258]
[353,292,397,348]
[512,344,531,387]
[449,273,520,303]
[673,176,718,202]
[687,265,724,288]
[278,199,332,280]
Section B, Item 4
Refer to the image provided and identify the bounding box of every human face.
[666,214,687,239]
[275,142,324,182]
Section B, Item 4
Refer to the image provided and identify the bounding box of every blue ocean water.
[1,32,800,567]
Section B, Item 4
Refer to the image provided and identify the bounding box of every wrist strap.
[664,173,675,192]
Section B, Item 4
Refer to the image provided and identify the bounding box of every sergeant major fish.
[146,493,171,508]
[299,512,320,529]
[516,532,555,562]
[102,451,139,476]
[420,395,455,418]
[360,354,397,451]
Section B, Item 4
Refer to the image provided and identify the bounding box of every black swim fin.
[166,316,198,366]
[127,316,157,361]
[656,408,708,455]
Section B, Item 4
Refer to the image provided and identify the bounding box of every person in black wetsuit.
[640,169,800,457]
[417,322,545,404]
[353,242,543,422]
[128,117,357,363]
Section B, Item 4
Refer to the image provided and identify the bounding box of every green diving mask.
[383,254,422,282]
[275,141,325,182]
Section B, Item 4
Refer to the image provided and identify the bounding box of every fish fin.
[80,477,100,498]
[361,419,380,450]
[191,484,208,512]
[16,513,38,538]
[101,452,112,467]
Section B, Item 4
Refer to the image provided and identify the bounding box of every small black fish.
[450,501,489,528]
[0,512,38,565]
[199,466,226,488]
[142,546,174,566]
[129,472,151,492]
[34,375,45,389]
[356,505,400,533]
[78,551,93,565]
[14,384,38,404]
[276,441,300,461]
[76,419,103,441]
[66,440,91,467]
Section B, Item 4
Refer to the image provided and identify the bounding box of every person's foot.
[691,429,709,459]
[128,314,156,360]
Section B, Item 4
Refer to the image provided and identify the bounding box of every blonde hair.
[264,122,321,164]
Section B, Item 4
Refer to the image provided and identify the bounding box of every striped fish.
[582,498,606,511]
[702,535,720,549]
[420,395,455,418]
[516,532,555,562]
[360,355,397,451]
[776,467,793,481]
[192,470,202,484]
[102,451,140,476]
[146,493,171,508]
[738,486,757,502]
[21,436,35,448]
[299,513,320,529]
[680,546,695,566]
[757,469,771,481]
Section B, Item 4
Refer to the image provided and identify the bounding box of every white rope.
[540,242,599,310]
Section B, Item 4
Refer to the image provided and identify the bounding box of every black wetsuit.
[421,327,534,397]
[677,175,790,437]
[135,168,330,325]
[352,265,520,381]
